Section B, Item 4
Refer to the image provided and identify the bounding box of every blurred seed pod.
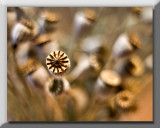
[69,53,90,81]
[21,58,51,89]
[95,69,122,95]
[89,54,102,72]
[126,55,144,77]
[100,69,122,87]
[131,7,142,15]
[112,33,141,59]
[46,50,70,76]
[20,58,41,75]
[38,11,60,32]
[11,18,37,47]
[47,77,70,96]
[145,54,152,70]
[34,34,59,64]
[15,41,32,66]
[115,90,136,112]
[73,9,96,38]
[140,7,153,23]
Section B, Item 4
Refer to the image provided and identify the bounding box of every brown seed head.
[20,18,34,30]
[127,55,144,76]
[46,50,70,76]
[35,34,51,45]
[131,7,142,15]
[85,9,96,22]
[41,11,59,23]
[129,34,141,49]
[115,90,135,110]
[20,58,41,75]
[100,69,122,87]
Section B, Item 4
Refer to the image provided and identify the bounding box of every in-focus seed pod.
[126,55,144,76]
[100,69,122,87]
[112,33,141,59]
[115,90,136,111]
[46,50,70,76]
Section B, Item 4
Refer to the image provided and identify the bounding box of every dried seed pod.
[20,18,34,30]
[20,58,41,75]
[128,34,141,49]
[15,41,31,66]
[38,11,60,32]
[73,9,96,38]
[100,69,122,87]
[69,53,90,81]
[34,35,59,64]
[35,34,51,45]
[84,9,96,22]
[126,55,144,76]
[47,77,70,96]
[41,11,60,23]
[20,58,51,89]
[89,54,101,71]
[11,22,32,45]
[46,50,70,76]
[131,7,142,15]
[115,90,136,111]
[112,33,141,59]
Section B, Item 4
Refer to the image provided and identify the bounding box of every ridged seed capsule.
[115,90,136,111]
[46,50,70,76]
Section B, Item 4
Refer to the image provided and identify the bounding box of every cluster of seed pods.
[7,7,153,121]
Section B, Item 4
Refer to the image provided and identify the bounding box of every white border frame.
[0,0,158,126]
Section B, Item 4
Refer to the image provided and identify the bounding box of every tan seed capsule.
[20,18,34,30]
[35,34,51,45]
[127,55,144,76]
[129,34,141,49]
[131,7,142,15]
[41,11,59,23]
[89,54,101,71]
[20,58,41,75]
[46,50,70,76]
[85,9,96,22]
[115,90,135,111]
[100,69,121,87]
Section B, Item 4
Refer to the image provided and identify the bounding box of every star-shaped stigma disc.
[46,50,70,76]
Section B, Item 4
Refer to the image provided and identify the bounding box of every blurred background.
[7,7,153,121]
